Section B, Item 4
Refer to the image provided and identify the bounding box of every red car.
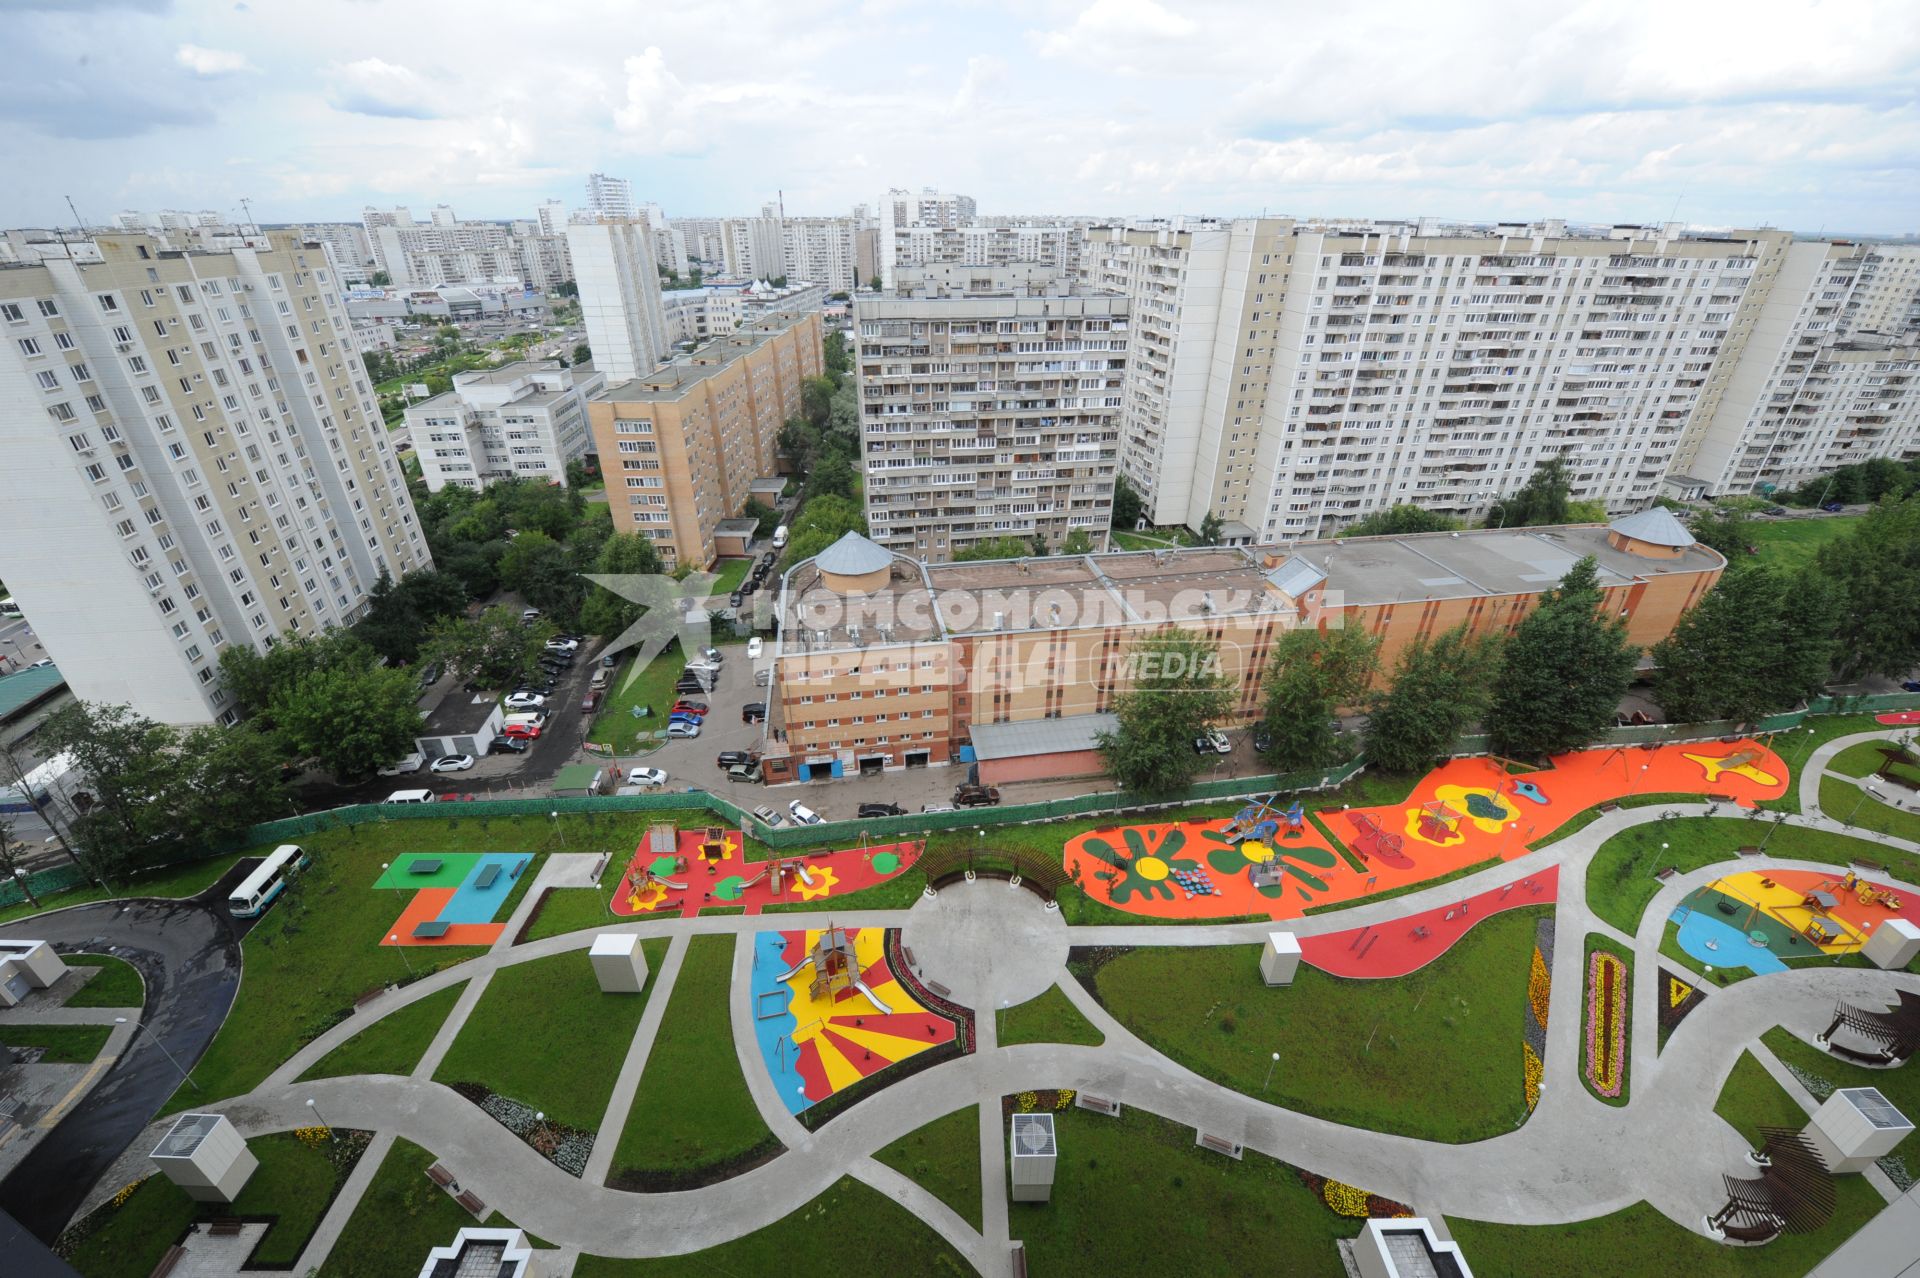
[670,700,709,717]
[501,723,543,740]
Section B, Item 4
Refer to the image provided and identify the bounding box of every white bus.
[227,844,310,918]
[0,596,20,618]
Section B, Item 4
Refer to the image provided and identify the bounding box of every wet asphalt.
[0,860,254,1242]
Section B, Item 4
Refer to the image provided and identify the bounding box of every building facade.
[405,360,606,491]
[585,310,823,569]
[363,207,519,288]
[567,220,670,381]
[585,173,635,221]
[0,232,430,725]
[855,278,1127,560]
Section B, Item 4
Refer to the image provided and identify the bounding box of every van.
[0,597,21,619]
[772,525,789,549]
[384,789,434,805]
[502,712,547,731]
[590,667,610,690]
[377,752,425,777]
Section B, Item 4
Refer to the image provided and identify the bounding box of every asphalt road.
[0,861,253,1241]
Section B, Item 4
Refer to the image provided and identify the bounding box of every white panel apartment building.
[364,208,519,288]
[585,173,635,221]
[294,224,374,287]
[855,272,1126,559]
[782,217,862,293]
[1089,219,1920,540]
[406,360,606,491]
[0,233,430,725]
[566,220,669,380]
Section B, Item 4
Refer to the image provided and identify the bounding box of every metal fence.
[0,862,90,911]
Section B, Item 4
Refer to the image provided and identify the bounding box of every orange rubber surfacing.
[381,888,506,946]
[1064,740,1788,921]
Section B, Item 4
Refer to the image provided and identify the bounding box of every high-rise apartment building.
[406,360,606,491]
[877,188,976,288]
[294,224,374,287]
[721,217,785,280]
[782,217,863,292]
[585,173,635,221]
[0,232,430,725]
[855,269,1126,560]
[362,206,518,287]
[585,311,823,569]
[567,220,670,381]
[535,199,569,238]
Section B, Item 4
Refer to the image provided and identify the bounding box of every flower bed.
[1520,917,1554,1110]
[1523,1042,1544,1111]
[452,1082,594,1177]
[1655,965,1707,1051]
[1584,949,1629,1101]
[1295,1168,1414,1218]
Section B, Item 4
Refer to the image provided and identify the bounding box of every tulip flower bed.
[1522,917,1553,1111]
[1582,936,1632,1105]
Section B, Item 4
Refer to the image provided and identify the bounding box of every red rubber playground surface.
[611,828,920,917]
[1876,711,1920,726]
[1301,867,1561,978]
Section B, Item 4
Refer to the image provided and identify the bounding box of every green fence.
[0,862,89,911]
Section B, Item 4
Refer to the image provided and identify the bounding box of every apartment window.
[97,294,119,312]
[0,303,22,322]
[17,337,41,357]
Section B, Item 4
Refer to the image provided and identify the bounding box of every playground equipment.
[1220,795,1292,844]
[1842,871,1905,910]
[775,925,893,1013]
[698,827,730,863]
[1344,811,1415,869]
[1417,800,1465,843]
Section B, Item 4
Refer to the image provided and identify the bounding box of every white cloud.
[174,43,251,77]
[1037,0,1195,61]
[328,57,438,120]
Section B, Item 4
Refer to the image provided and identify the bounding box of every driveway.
[0,863,250,1241]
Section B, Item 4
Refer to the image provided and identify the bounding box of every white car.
[544,638,579,654]
[666,720,701,739]
[1194,729,1233,756]
[787,800,824,825]
[376,752,425,777]
[628,766,668,786]
[747,637,764,660]
[504,692,548,711]
[430,754,475,773]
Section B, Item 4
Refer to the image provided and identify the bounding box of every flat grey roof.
[602,312,811,404]
[971,712,1117,761]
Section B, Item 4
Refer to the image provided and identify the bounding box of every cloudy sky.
[4,0,1917,233]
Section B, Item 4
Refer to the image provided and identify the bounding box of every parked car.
[740,579,758,597]
[729,591,744,609]
[728,762,762,782]
[858,802,906,818]
[671,700,709,716]
[377,752,425,777]
[521,608,542,623]
[487,736,529,755]
[416,661,443,690]
[581,691,601,714]
[742,702,767,724]
[753,804,787,827]
[787,800,824,825]
[717,750,755,768]
[747,637,764,660]
[668,712,703,728]
[1903,680,1920,694]
[1763,505,1788,516]
[666,720,701,739]
[953,784,1002,808]
[430,754,476,774]
[1252,726,1274,754]
[545,638,580,654]
[504,692,547,711]
[699,646,724,664]
[1822,501,1846,512]
[922,803,956,814]
[501,723,542,740]
[1192,729,1232,755]
[627,766,669,786]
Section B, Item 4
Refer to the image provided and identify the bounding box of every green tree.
[802,376,837,430]
[572,342,591,365]
[868,275,882,291]
[1063,528,1095,555]
[272,662,425,778]
[742,499,781,538]
[1258,627,1380,772]
[552,280,578,298]
[370,270,391,287]
[1197,511,1224,546]
[1111,473,1144,531]
[1485,556,1640,759]
[953,536,1038,562]
[429,605,556,688]
[778,417,818,472]
[499,532,584,625]
[1565,498,1608,523]
[827,379,860,441]
[1343,504,1461,538]
[1363,626,1501,772]
[354,570,470,665]
[579,533,666,637]
[1815,497,1920,679]
[823,331,851,381]
[1687,507,1754,562]
[1651,565,1834,725]
[1098,629,1235,794]
[40,702,185,877]
[809,447,859,501]
[1486,458,1573,528]
[173,724,291,846]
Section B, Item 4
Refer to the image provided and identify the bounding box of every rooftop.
[0,664,65,720]
[601,311,813,404]
[971,713,1117,761]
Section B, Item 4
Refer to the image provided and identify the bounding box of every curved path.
[77,738,1920,1272]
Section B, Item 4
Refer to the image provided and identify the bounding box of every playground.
[748,926,958,1114]
[1065,740,1788,921]
[609,824,920,916]
[1668,867,1913,976]
[1300,868,1561,979]
[375,852,532,946]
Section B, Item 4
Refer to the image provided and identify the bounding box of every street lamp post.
[1264,1051,1280,1090]
[1758,812,1787,852]
[1846,784,1884,827]
[388,935,415,978]
[550,810,566,849]
[115,1017,199,1091]
[305,1097,336,1141]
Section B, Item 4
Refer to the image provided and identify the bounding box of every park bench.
[901,944,918,970]
[411,920,451,940]
[1708,793,1736,804]
[454,1189,487,1216]
[1011,1243,1028,1278]
[1653,866,1678,881]
[1598,801,1619,813]
[512,857,530,878]
[353,987,387,1009]
[1195,1132,1243,1159]
[1737,845,1762,857]
[1075,1094,1121,1117]
[1720,1220,1780,1244]
[926,979,952,998]
[426,1163,457,1191]
[148,1246,187,1278]
[207,1218,244,1237]
[1851,857,1889,874]
[474,864,502,890]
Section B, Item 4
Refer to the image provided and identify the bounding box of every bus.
[0,596,20,619]
[227,844,310,918]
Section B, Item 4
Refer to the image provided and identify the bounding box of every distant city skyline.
[4,0,1917,235]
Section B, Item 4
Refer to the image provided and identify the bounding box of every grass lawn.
[0,851,252,927]
[299,982,466,1082]
[573,1176,972,1276]
[1820,774,1920,844]
[1009,1106,1351,1277]
[1526,792,1702,851]
[589,643,692,751]
[1091,907,1545,1143]
[1715,1048,1811,1149]
[327,1137,517,1278]
[1825,738,1908,779]
[996,983,1105,1048]
[610,934,779,1188]
[874,1106,983,1230]
[63,1131,358,1277]
[1449,1177,1888,1278]
[1580,934,1633,1106]
[1762,713,1888,814]
[523,886,619,940]
[4,1024,111,1063]
[1584,817,1919,936]
[1761,1027,1918,1160]
[1745,514,1861,572]
[434,945,662,1131]
[706,558,751,595]
[63,955,145,1008]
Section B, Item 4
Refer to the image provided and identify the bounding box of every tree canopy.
[1815,496,1920,679]
[1484,556,1640,759]
[953,536,1039,562]
[1097,629,1236,794]
[1651,565,1838,725]
[1363,625,1501,772]
[1110,473,1144,531]
[1485,458,1573,528]
[1342,504,1461,538]
[1257,626,1380,772]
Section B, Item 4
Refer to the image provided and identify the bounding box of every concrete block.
[590,933,648,993]
[1805,1087,1913,1173]
[1862,918,1920,971]
[150,1114,258,1203]
[1260,931,1302,986]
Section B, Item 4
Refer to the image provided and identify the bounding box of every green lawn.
[1826,739,1904,779]
[1821,774,1920,843]
[589,643,693,751]
[1715,1048,1811,1149]
[1449,1178,1888,1278]
[1762,713,1888,814]
[573,1176,972,1276]
[874,1106,983,1230]
[3,1023,111,1063]
[523,886,618,940]
[434,945,662,1131]
[610,934,780,1188]
[1745,515,1861,572]
[63,1131,359,1277]
[996,983,1105,1048]
[706,558,752,595]
[1761,1026,1918,1160]
[1091,907,1544,1142]
[1009,1106,1351,1277]
[299,982,466,1082]
[1580,934,1633,1106]
[1584,817,1918,936]
[327,1137,517,1278]
[63,955,145,1008]
[0,851,252,927]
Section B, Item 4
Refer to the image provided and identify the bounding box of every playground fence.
[0,862,91,911]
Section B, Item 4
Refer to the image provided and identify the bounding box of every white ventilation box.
[1804,1086,1913,1173]
[0,940,68,1008]
[590,933,648,993]
[1862,918,1920,970]
[1260,931,1302,986]
[1010,1113,1056,1203]
[150,1113,257,1203]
